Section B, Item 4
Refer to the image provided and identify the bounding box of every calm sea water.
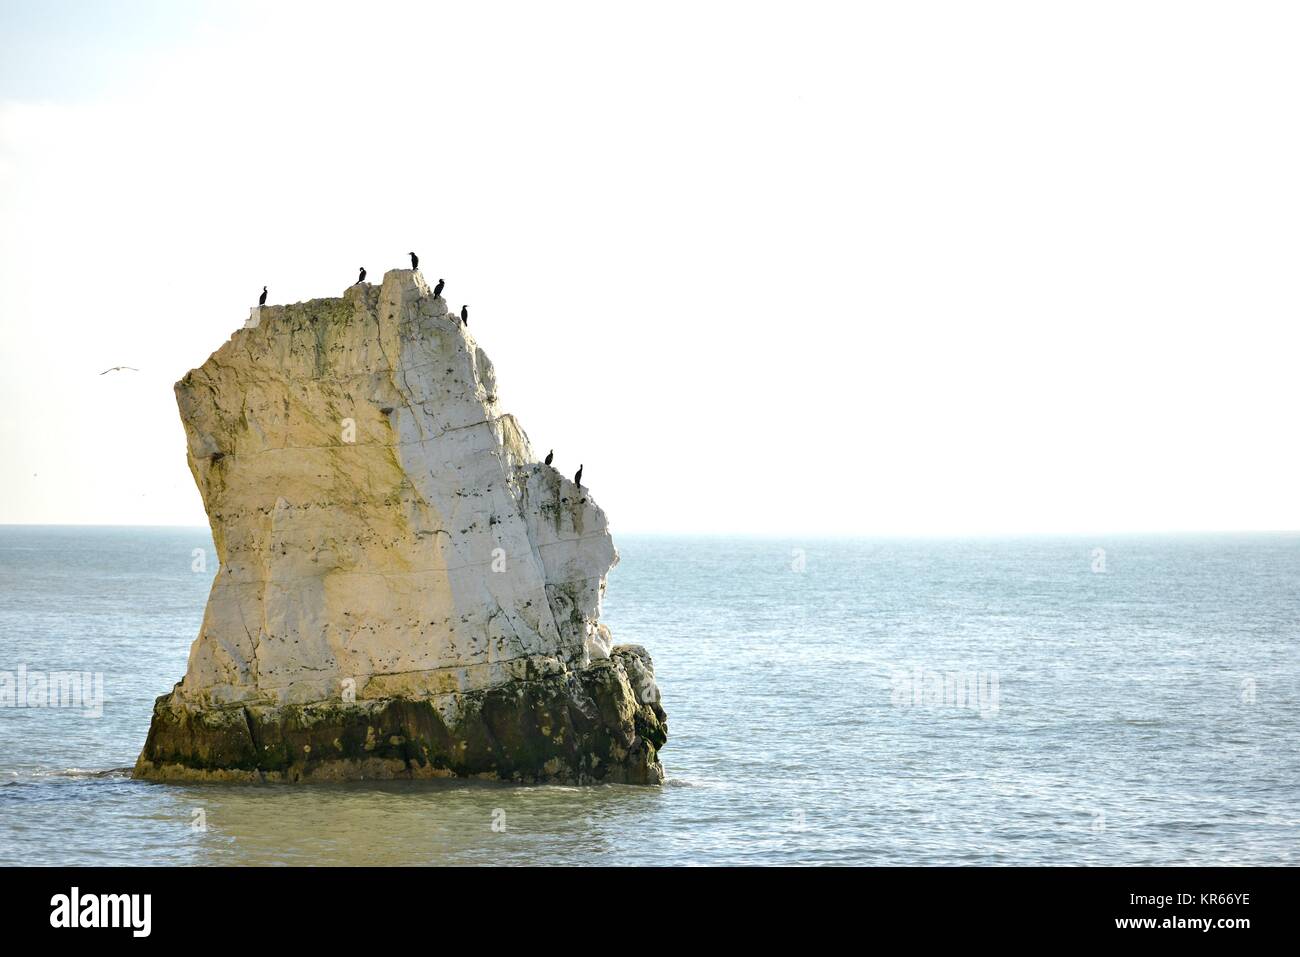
[0,526,1296,866]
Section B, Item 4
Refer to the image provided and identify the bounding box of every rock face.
[134,270,666,783]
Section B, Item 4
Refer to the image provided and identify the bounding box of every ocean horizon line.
[1,522,1298,541]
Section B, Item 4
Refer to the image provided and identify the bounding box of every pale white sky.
[1,1,1297,536]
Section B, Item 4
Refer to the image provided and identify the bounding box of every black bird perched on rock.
[433,278,444,298]
[574,465,583,487]
[460,305,468,325]
[357,267,367,284]
[258,286,267,306]
[409,251,418,270]
[544,450,553,466]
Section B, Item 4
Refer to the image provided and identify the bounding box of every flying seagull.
[461,305,468,325]
[357,267,367,284]
[433,278,444,298]
[544,450,553,466]
[100,366,139,375]
[574,464,583,487]
[409,251,419,270]
[258,286,267,306]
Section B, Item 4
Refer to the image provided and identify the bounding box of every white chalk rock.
[135,270,666,784]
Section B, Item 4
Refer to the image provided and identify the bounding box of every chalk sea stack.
[134,269,667,783]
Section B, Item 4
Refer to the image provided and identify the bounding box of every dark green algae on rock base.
[133,648,668,784]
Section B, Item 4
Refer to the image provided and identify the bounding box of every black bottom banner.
[0,865,1283,943]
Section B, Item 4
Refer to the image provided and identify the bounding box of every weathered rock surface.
[134,270,666,783]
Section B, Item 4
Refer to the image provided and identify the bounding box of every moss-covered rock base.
[134,648,667,784]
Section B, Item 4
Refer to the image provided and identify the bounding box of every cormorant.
[409,251,419,270]
[357,267,367,284]
[461,305,468,325]
[574,465,583,487]
[544,450,553,466]
[433,278,444,297]
[258,286,267,306]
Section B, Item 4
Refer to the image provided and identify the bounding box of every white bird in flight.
[99,366,139,375]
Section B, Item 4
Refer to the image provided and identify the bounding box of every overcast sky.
[1,1,1297,536]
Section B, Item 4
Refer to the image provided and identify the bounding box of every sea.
[0,525,1296,866]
